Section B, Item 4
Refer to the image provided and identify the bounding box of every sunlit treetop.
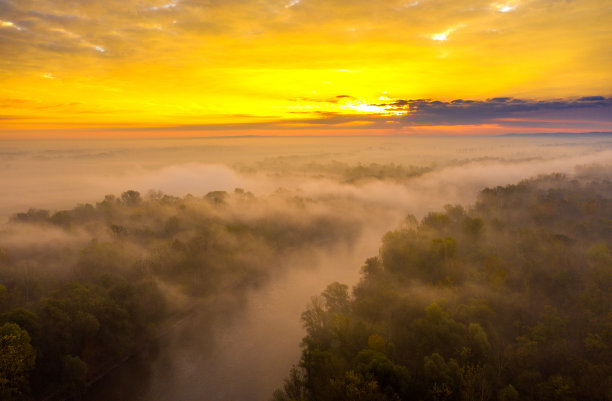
[1,0,611,136]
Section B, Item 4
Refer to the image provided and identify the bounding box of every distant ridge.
[500,131,612,137]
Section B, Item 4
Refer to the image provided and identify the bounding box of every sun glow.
[1,20,24,31]
[494,2,518,12]
[340,101,407,116]
[0,0,610,134]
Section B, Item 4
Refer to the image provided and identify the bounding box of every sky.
[1,0,611,137]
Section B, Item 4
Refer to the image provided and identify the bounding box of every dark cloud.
[23,95,607,134]
[578,96,606,101]
[375,96,612,126]
[488,97,512,102]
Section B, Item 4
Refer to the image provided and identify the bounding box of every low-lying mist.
[2,136,611,221]
[0,135,611,400]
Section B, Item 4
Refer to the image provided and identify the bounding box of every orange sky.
[1,0,611,136]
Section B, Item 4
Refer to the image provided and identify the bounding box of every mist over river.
[1,134,611,400]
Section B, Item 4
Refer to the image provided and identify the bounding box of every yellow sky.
[1,0,611,134]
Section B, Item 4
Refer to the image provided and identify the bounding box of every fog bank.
[1,135,611,400]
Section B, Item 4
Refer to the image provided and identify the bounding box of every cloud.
[375,96,612,127]
[75,95,609,135]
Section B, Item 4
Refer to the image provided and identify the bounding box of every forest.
[0,187,368,400]
[274,173,612,401]
[0,165,611,400]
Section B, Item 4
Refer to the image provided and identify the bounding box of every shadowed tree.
[0,322,36,400]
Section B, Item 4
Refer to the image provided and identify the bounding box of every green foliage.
[2,172,612,400]
[497,384,518,401]
[0,308,41,346]
[272,365,308,401]
[329,370,389,401]
[0,322,36,400]
[62,355,87,399]
[423,353,460,399]
[0,188,367,398]
[353,349,410,397]
[278,174,612,401]
[322,282,350,314]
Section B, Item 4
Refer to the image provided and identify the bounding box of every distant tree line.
[234,160,435,184]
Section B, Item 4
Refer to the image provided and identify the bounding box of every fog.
[0,135,611,400]
[2,136,611,221]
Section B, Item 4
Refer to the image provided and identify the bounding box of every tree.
[497,385,519,401]
[272,365,308,401]
[0,323,36,400]
[62,355,88,399]
[322,282,350,313]
[120,190,142,206]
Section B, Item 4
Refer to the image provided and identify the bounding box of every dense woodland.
[0,188,363,400]
[1,170,611,401]
[274,174,612,401]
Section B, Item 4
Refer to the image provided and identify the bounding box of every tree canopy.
[274,174,612,401]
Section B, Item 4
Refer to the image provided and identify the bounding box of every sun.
[340,101,407,116]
